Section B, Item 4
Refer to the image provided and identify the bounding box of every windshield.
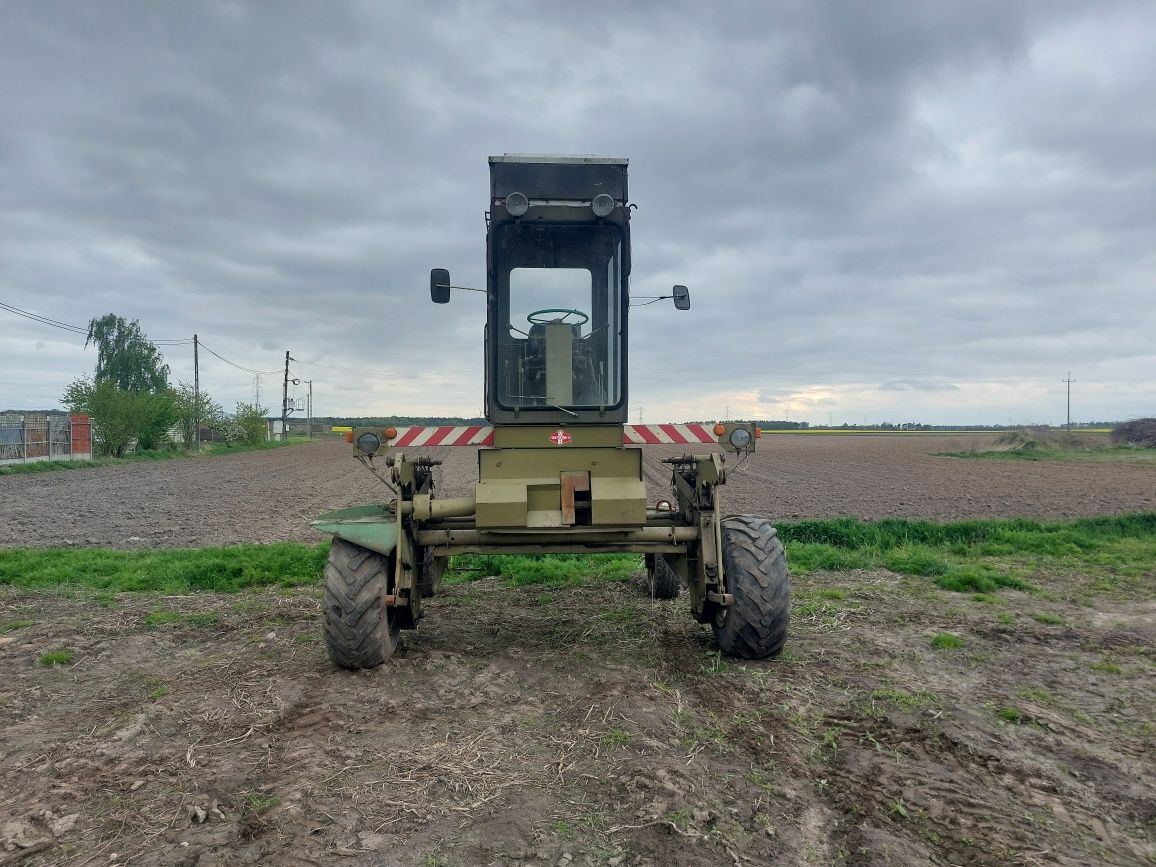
[491,222,623,411]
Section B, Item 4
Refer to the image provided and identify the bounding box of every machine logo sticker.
[549,429,572,446]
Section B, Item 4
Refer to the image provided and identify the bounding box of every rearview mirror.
[430,268,451,304]
[673,285,691,310]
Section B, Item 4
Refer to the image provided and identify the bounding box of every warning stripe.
[624,423,715,444]
[384,424,715,447]
[389,426,496,447]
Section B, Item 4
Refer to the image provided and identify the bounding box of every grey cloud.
[1,1,1153,424]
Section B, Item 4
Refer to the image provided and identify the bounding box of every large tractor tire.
[712,516,790,659]
[647,555,681,600]
[323,538,398,669]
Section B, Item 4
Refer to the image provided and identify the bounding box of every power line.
[1,300,193,345]
[0,301,88,335]
[196,340,282,376]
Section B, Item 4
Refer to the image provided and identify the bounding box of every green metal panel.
[475,479,531,527]
[492,425,625,448]
[478,446,640,479]
[310,504,398,557]
[590,477,646,525]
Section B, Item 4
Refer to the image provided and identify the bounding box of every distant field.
[759,428,1114,435]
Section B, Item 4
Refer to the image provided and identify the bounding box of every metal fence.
[0,414,91,464]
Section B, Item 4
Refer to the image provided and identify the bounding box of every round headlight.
[356,432,382,455]
[728,428,752,450]
[505,191,529,217]
[591,193,615,218]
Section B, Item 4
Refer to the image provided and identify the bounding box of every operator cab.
[431,154,689,427]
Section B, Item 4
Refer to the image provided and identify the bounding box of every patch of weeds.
[970,592,998,604]
[997,707,1023,724]
[293,633,319,644]
[1091,659,1122,675]
[0,619,35,634]
[182,612,220,627]
[601,727,632,748]
[94,591,118,608]
[676,710,732,754]
[1032,612,1066,625]
[930,632,964,650]
[884,547,949,577]
[1018,687,1054,705]
[996,611,1015,625]
[701,650,731,675]
[936,564,1033,594]
[149,685,169,700]
[38,649,74,666]
[744,766,777,795]
[446,553,640,588]
[818,588,847,600]
[665,808,693,832]
[0,542,328,594]
[890,798,910,820]
[236,791,279,812]
[811,727,840,763]
[143,610,183,627]
[868,686,939,715]
[551,819,574,837]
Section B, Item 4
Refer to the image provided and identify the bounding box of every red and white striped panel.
[391,425,495,447]
[623,423,716,445]
[387,424,715,447]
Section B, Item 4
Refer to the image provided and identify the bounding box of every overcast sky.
[2,1,1153,425]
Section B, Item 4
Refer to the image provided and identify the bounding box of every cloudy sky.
[2,0,1153,425]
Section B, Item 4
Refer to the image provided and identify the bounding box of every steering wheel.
[527,308,589,326]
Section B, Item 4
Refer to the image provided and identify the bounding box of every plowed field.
[3,434,1155,549]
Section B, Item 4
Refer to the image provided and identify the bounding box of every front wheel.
[712,516,790,659]
[323,539,399,669]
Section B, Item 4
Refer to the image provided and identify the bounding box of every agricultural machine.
[313,155,789,668]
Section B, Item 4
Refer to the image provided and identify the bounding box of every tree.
[86,314,171,392]
[231,402,268,446]
[62,378,172,457]
[172,382,224,450]
[60,314,176,454]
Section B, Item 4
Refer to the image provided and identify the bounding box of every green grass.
[930,633,964,650]
[997,707,1023,724]
[0,543,328,594]
[0,513,1151,601]
[0,437,312,476]
[0,619,35,634]
[1032,612,1067,625]
[778,513,1156,596]
[38,649,74,666]
[444,553,640,587]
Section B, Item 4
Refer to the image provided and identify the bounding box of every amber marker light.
[713,423,727,436]
[384,427,398,440]
[344,431,353,444]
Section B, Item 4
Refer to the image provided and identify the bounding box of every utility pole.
[193,334,200,451]
[307,380,313,439]
[1063,372,1074,432]
[281,351,290,442]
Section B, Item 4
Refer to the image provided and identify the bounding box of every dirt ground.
[1,435,1153,865]
[1,563,1153,865]
[2,435,1156,550]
